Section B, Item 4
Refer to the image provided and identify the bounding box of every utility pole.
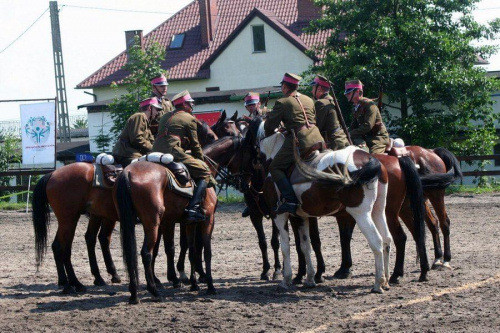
[49,1,71,142]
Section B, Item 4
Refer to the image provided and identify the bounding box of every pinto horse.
[232,117,395,293]
[32,120,218,294]
[115,136,243,304]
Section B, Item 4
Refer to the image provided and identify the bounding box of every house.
[77,0,328,152]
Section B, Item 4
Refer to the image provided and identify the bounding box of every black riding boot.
[242,206,250,217]
[185,179,208,224]
[275,178,299,215]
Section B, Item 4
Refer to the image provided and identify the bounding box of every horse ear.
[231,111,238,121]
[220,110,226,122]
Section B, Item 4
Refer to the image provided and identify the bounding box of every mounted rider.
[152,90,212,224]
[309,75,350,151]
[265,73,325,215]
[112,97,163,167]
[243,92,267,119]
[150,73,174,113]
[345,80,389,154]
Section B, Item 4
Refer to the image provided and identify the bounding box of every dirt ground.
[0,193,499,332]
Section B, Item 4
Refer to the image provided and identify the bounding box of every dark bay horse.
[115,136,243,304]
[211,110,240,138]
[32,120,218,294]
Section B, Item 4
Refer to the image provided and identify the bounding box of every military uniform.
[265,92,324,182]
[112,111,155,167]
[349,97,389,154]
[153,106,211,183]
[315,94,349,151]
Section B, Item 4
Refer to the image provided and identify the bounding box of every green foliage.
[446,183,500,194]
[108,37,166,137]
[217,193,244,204]
[307,0,500,155]
[0,132,22,202]
[72,118,88,129]
[93,127,113,153]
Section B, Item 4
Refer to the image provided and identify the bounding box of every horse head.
[197,119,218,146]
[212,110,241,138]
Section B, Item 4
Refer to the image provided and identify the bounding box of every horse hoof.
[370,287,384,294]
[74,284,87,293]
[389,275,401,285]
[179,272,190,284]
[314,275,325,284]
[442,262,452,270]
[418,273,429,282]
[292,276,303,285]
[303,280,317,288]
[155,282,164,290]
[260,272,270,281]
[277,283,290,291]
[382,284,390,291]
[272,271,282,281]
[333,269,352,280]
[173,280,182,289]
[207,288,217,296]
[190,285,201,292]
[62,285,77,295]
[431,259,443,270]
[198,275,207,284]
[111,276,121,284]
[151,296,163,303]
[129,297,140,305]
[94,278,107,286]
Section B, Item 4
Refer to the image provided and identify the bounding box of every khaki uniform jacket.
[264,92,325,181]
[349,97,389,154]
[315,94,349,151]
[112,112,154,161]
[152,110,210,181]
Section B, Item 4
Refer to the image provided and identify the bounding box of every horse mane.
[203,136,235,155]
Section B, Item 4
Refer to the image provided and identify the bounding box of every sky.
[0,0,499,122]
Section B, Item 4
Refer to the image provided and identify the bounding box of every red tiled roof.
[77,0,330,89]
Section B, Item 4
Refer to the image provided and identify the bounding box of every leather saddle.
[165,162,194,198]
[93,164,123,189]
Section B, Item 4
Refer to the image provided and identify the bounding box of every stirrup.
[274,201,298,215]
[184,209,206,225]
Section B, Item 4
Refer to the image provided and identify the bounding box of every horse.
[211,110,240,138]
[115,136,243,304]
[231,117,395,293]
[32,119,218,294]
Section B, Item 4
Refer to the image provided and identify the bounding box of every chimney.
[199,0,218,47]
[125,30,144,62]
[297,0,320,22]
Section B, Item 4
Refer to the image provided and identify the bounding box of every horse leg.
[151,233,163,289]
[422,199,444,268]
[176,224,190,284]
[297,218,316,288]
[372,180,393,289]
[270,219,282,280]
[290,217,306,285]
[52,237,70,292]
[346,185,386,294]
[274,214,293,290]
[309,217,325,283]
[249,210,272,280]
[140,224,161,301]
[334,212,356,279]
[163,221,181,288]
[202,214,216,295]
[428,190,452,269]
[97,219,121,284]
[194,226,207,283]
[185,224,200,292]
[84,215,107,286]
[388,203,408,284]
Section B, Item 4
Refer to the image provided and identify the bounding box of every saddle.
[93,164,123,189]
[385,138,410,158]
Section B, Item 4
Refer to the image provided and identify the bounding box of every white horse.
[254,121,393,293]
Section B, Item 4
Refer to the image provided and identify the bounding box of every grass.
[217,193,244,204]
[445,184,500,195]
[0,202,28,211]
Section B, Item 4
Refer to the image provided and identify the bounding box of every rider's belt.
[292,124,315,134]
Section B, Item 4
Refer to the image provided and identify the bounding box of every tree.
[72,118,88,129]
[0,132,22,202]
[107,37,166,137]
[307,0,500,155]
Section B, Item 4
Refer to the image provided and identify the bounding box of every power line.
[60,4,177,15]
[0,8,49,56]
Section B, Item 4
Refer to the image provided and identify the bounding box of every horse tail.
[32,173,52,270]
[115,171,139,287]
[433,147,463,180]
[398,156,430,277]
[348,156,382,186]
[419,170,456,190]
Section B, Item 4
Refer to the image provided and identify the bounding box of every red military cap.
[280,72,302,85]
[151,74,168,86]
[244,92,260,106]
[139,97,163,109]
[309,75,331,88]
[344,79,363,95]
[172,90,195,106]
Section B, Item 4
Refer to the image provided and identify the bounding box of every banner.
[20,102,56,165]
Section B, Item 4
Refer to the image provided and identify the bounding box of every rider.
[345,79,389,154]
[152,90,212,224]
[265,73,325,215]
[243,92,267,119]
[310,75,349,151]
[112,97,163,167]
[150,73,174,113]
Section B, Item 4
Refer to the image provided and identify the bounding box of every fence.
[456,155,500,177]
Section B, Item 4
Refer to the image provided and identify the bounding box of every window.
[206,87,220,92]
[494,144,500,167]
[170,34,185,49]
[252,25,266,52]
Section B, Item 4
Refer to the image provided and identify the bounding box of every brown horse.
[114,136,243,304]
[211,110,241,138]
[32,120,218,294]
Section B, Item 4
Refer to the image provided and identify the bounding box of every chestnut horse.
[115,136,243,304]
[232,117,394,293]
[32,120,218,294]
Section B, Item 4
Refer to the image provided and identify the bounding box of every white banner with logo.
[20,102,56,165]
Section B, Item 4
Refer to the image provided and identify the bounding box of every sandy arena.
[0,193,499,332]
